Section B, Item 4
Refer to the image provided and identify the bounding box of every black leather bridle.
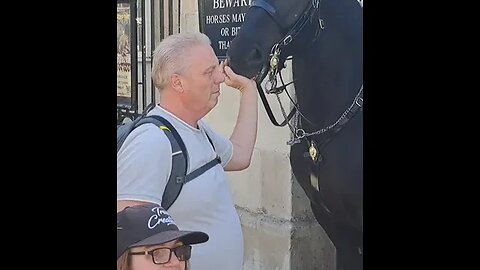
[249,0,363,156]
[250,0,323,127]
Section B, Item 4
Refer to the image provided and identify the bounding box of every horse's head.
[227,0,315,80]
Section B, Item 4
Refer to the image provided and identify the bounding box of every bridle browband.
[249,0,363,153]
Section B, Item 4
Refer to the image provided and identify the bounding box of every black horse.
[227,0,363,269]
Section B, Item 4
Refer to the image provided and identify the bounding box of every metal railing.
[117,0,180,124]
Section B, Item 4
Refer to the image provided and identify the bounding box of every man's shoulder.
[120,122,172,154]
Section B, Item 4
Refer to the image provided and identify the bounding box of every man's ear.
[170,74,184,93]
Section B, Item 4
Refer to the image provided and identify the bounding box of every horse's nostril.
[247,48,263,63]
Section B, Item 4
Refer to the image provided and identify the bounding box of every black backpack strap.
[204,130,221,163]
[180,156,221,184]
[159,123,222,208]
[145,115,188,211]
[175,129,222,184]
[129,115,222,210]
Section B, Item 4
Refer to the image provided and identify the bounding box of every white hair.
[151,32,211,91]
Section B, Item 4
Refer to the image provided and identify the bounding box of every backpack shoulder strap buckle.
[175,176,186,184]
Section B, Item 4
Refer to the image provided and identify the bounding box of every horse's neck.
[293,34,361,129]
[292,52,353,130]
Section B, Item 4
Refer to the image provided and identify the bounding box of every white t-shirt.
[117,105,244,270]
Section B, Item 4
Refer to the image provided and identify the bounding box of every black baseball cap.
[117,203,209,259]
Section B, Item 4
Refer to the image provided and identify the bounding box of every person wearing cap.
[117,32,258,269]
[117,203,209,270]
